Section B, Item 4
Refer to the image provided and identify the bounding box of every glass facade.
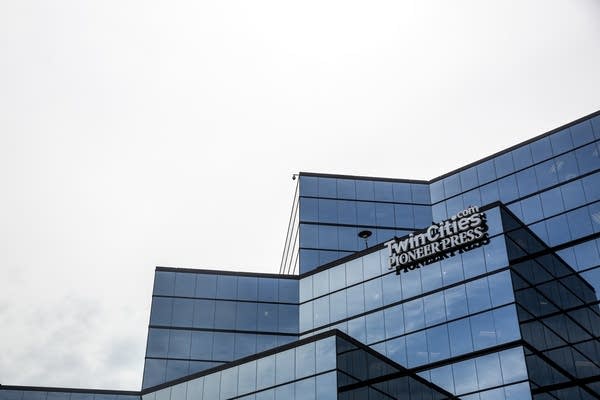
[2,111,600,399]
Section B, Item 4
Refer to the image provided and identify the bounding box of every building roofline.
[300,109,600,185]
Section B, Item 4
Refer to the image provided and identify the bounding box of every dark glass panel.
[373,181,394,201]
[365,311,385,344]
[477,159,497,185]
[300,224,319,252]
[147,328,169,357]
[567,207,594,239]
[520,195,544,223]
[406,331,428,367]
[278,304,298,333]
[443,174,461,198]
[448,318,473,356]
[512,145,534,170]
[338,226,359,251]
[337,179,356,200]
[570,120,595,146]
[150,297,172,326]
[539,187,564,217]
[317,225,338,250]
[143,359,166,388]
[582,172,600,202]
[430,180,444,203]
[212,332,235,360]
[258,278,278,302]
[348,316,366,343]
[530,137,553,163]
[356,202,376,225]
[299,197,318,222]
[216,275,237,299]
[576,141,600,174]
[460,167,479,191]
[214,301,236,329]
[300,176,318,197]
[516,167,539,197]
[412,183,431,204]
[550,128,574,154]
[153,271,175,296]
[190,331,213,359]
[535,159,559,188]
[375,202,395,226]
[560,179,586,209]
[174,272,196,297]
[494,152,515,177]
[318,199,337,223]
[555,152,579,182]
[480,181,499,205]
[278,279,298,303]
[452,359,479,395]
[193,299,215,329]
[498,175,519,203]
[355,180,375,201]
[318,177,337,198]
[414,205,432,227]
[427,325,450,363]
[236,302,258,331]
[168,330,191,358]
[196,274,217,298]
[257,303,278,332]
[172,298,194,327]
[235,333,257,359]
[337,200,357,224]
[392,182,412,203]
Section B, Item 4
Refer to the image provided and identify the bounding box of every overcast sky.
[1,0,599,390]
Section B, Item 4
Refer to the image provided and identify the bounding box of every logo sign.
[384,206,489,274]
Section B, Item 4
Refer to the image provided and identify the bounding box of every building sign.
[384,206,489,274]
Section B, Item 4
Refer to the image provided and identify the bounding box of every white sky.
[1,0,599,390]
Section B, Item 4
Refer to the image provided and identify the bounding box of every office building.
[2,111,600,399]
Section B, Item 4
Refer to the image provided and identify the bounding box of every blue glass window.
[443,174,461,198]
[403,298,425,332]
[406,331,428,367]
[193,299,215,329]
[365,311,385,344]
[313,296,330,327]
[318,177,337,198]
[258,278,278,302]
[191,331,213,359]
[466,278,492,314]
[427,325,450,362]
[576,142,600,174]
[516,168,539,197]
[337,179,356,199]
[512,145,533,170]
[168,330,191,358]
[393,182,412,202]
[498,175,519,203]
[172,298,194,327]
[374,181,394,201]
[147,328,169,357]
[540,187,564,217]
[555,152,579,182]
[535,159,559,188]
[299,198,318,222]
[571,120,595,146]
[318,199,337,223]
[470,312,496,350]
[520,195,543,223]
[530,137,553,163]
[300,176,318,197]
[477,160,497,185]
[347,316,366,343]
[364,278,383,311]
[355,180,375,201]
[236,302,258,331]
[550,129,574,154]
[150,297,172,326]
[237,277,258,301]
[453,359,478,394]
[337,200,357,225]
[430,180,444,203]
[494,152,515,177]
[386,336,407,366]
[196,274,217,298]
[212,332,235,360]
[384,304,404,338]
[278,279,298,303]
[214,301,236,329]
[448,318,473,356]
[216,275,237,299]
[235,334,257,359]
[475,353,503,389]
[278,304,298,333]
[174,272,196,296]
[295,342,316,379]
[424,291,446,326]
[154,271,175,296]
[239,361,257,394]
[459,167,479,191]
[444,285,468,320]
[346,284,365,316]
[412,184,431,203]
